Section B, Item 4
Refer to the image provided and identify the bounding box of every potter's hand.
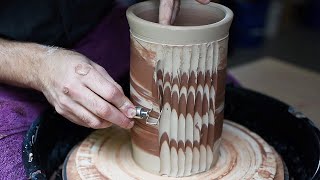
[39,49,136,129]
[159,0,210,25]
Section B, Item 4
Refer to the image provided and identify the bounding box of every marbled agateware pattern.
[130,35,229,176]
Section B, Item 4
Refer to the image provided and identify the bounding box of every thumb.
[159,0,174,25]
[196,0,211,4]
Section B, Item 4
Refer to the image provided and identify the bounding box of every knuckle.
[58,96,69,109]
[106,86,120,100]
[96,105,111,118]
[54,105,65,115]
[79,114,90,124]
[95,65,105,72]
[62,82,72,90]
[75,63,92,76]
[64,86,77,98]
[61,81,78,97]
[88,97,98,109]
[68,89,78,98]
[116,85,124,93]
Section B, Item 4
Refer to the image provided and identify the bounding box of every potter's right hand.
[38,48,136,129]
[159,0,211,25]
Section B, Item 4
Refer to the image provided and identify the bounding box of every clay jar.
[127,0,233,177]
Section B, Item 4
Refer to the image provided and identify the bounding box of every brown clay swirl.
[130,37,229,177]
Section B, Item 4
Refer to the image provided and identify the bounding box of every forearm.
[0,38,48,91]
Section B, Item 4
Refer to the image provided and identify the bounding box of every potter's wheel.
[23,86,320,179]
[63,120,285,179]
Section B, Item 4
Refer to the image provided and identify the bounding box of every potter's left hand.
[159,0,210,25]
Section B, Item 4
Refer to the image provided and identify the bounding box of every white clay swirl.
[130,36,228,177]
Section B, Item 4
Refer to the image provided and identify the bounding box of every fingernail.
[127,108,136,118]
[127,120,135,129]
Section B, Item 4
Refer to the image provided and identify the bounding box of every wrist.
[19,43,50,91]
[32,44,61,92]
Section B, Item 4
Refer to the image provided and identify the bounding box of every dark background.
[218,0,320,72]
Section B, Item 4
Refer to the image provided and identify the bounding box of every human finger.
[90,62,124,94]
[170,0,180,25]
[74,63,136,119]
[68,86,134,129]
[195,0,210,4]
[159,0,174,25]
[54,96,113,129]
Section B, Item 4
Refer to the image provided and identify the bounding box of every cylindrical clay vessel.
[127,0,233,177]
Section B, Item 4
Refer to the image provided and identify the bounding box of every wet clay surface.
[130,38,160,156]
[64,121,284,179]
[136,5,224,26]
[129,36,230,176]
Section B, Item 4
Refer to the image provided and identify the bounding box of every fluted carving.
[130,35,229,177]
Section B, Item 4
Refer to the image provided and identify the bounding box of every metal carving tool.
[134,106,161,125]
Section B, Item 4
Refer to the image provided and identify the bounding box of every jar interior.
[134,2,226,26]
